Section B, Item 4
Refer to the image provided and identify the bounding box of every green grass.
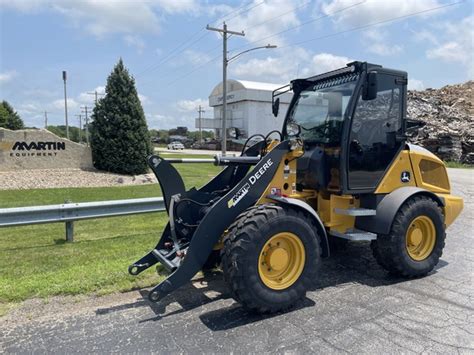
[0,155,220,309]
[444,161,474,169]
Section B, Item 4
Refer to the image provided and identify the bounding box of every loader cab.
[280,61,407,194]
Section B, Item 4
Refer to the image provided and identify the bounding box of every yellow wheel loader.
[129,61,463,313]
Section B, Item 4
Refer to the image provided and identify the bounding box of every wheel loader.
[129,61,463,313]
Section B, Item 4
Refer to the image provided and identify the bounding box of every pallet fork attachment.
[129,141,289,302]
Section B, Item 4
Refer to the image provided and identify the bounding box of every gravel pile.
[0,168,158,190]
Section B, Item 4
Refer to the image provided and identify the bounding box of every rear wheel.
[371,196,445,277]
[221,204,322,313]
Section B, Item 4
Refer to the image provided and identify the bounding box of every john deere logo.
[1,141,66,157]
[401,171,411,183]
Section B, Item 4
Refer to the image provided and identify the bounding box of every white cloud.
[51,98,79,111]
[231,47,310,82]
[362,29,403,56]
[0,70,17,83]
[147,113,194,130]
[310,53,353,74]
[154,0,197,14]
[223,0,306,46]
[77,86,106,104]
[138,93,149,104]
[182,50,212,66]
[320,0,443,28]
[124,35,146,53]
[230,50,353,83]
[408,78,425,91]
[426,16,473,77]
[176,98,209,112]
[1,0,199,38]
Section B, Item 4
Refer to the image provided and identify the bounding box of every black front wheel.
[371,196,445,277]
[221,204,322,313]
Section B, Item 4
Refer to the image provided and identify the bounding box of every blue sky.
[0,0,472,130]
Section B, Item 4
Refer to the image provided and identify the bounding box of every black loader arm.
[147,141,290,302]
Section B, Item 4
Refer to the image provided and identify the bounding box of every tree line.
[2,59,207,175]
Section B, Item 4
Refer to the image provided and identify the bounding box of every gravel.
[0,168,158,190]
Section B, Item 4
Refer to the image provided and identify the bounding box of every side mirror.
[363,72,378,100]
[272,97,280,117]
[286,121,300,137]
[227,127,239,139]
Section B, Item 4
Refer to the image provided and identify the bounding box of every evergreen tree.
[90,59,151,174]
[0,101,24,130]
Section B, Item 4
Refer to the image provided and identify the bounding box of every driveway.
[1,169,472,354]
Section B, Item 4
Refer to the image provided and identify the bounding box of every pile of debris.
[407,81,473,164]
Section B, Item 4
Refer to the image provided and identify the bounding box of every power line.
[135,1,266,79]
[221,0,266,23]
[135,30,210,78]
[75,114,82,142]
[87,91,104,104]
[80,106,91,146]
[139,0,465,92]
[243,0,312,31]
[197,105,205,143]
[278,0,465,49]
[229,0,366,54]
[138,0,363,88]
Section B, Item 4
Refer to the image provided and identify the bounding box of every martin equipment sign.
[0,128,93,171]
[4,141,66,157]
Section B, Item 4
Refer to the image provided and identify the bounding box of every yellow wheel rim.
[406,215,436,261]
[258,232,305,290]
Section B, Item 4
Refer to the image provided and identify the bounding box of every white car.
[167,141,185,150]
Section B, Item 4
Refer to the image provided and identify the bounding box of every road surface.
[1,169,473,354]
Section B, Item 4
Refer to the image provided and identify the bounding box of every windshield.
[288,80,357,144]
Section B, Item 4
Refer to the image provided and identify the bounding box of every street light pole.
[62,70,69,139]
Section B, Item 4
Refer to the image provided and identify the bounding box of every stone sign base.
[0,128,93,171]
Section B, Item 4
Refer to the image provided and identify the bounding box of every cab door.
[346,73,406,191]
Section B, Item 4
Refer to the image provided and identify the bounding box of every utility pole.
[197,105,205,143]
[81,106,90,146]
[75,114,82,143]
[62,70,69,139]
[87,90,104,105]
[206,22,245,156]
[44,111,48,128]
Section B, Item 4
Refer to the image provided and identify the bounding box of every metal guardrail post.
[64,199,74,242]
[65,221,74,242]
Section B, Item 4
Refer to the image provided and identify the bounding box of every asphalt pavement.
[1,169,473,354]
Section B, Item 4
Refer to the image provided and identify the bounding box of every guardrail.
[0,197,166,242]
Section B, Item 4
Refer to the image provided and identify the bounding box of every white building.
[197,79,293,139]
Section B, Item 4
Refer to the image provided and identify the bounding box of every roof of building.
[210,79,285,97]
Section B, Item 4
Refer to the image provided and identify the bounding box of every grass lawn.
[444,161,474,169]
[0,154,220,314]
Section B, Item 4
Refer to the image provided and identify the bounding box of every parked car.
[167,141,184,150]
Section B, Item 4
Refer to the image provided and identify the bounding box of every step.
[334,208,376,216]
[330,229,377,241]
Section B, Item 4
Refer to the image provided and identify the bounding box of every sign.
[0,128,93,171]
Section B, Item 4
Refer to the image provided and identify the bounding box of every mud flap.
[145,141,290,302]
